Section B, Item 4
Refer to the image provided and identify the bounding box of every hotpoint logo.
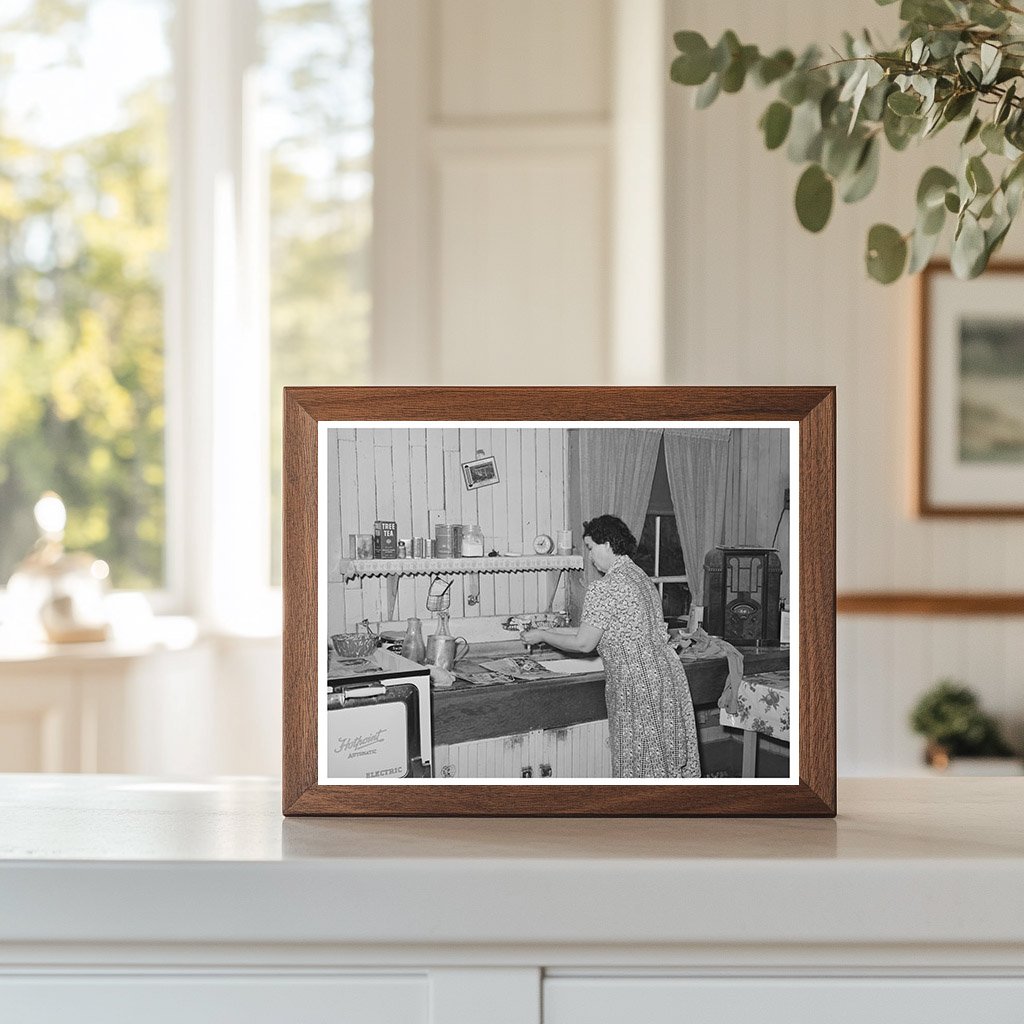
[334,728,387,755]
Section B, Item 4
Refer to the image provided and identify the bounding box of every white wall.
[665,0,1024,771]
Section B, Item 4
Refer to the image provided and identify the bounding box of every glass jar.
[462,525,484,557]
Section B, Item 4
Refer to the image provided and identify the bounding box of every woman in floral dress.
[521,515,700,778]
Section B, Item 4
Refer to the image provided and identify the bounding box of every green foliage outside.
[0,1,169,588]
[671,0,1024,283]
[0,0,372,591]
[264,0,372,582]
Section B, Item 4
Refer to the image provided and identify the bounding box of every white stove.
[326,648,433,779]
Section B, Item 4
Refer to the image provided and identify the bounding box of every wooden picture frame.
[917,261,1024,517]
[283,387,836,816]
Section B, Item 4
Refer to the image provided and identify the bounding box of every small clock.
[533,533,554,555]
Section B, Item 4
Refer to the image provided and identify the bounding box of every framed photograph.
[462,453,500,490]
[917,261,1024,516]
[283,387,836,816]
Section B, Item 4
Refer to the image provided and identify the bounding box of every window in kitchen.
[0,0,173,590]
[261,0,372,583]
[634,439,690,624]
[0,0,374,622]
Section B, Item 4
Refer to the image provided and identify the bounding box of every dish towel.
[675,628,745,716]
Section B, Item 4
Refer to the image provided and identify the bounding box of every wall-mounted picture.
[918,262,1024,516]
[461,453,500,490]
[282,387,836,817]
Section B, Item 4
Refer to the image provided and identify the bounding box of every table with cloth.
[718,669,791,777]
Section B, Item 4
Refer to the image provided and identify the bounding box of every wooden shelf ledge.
[838,592,1024,616]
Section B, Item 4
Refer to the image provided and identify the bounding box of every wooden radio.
[702,546,783,645]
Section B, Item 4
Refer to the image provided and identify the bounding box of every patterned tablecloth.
[719,670,790,741]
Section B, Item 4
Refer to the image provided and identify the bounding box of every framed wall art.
[917,261,1024,517]
[282,387,836,816]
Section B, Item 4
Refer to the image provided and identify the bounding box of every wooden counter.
[432,644,789,745]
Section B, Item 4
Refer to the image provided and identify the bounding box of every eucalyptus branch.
[670,2,1024,283]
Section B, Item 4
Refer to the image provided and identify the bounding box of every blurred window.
[0,0,373,604]
[261,0,372,583]
[0,0,172,589]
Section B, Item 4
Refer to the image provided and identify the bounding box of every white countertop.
[1,775,1022,953]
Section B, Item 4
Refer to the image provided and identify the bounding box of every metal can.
[451,524,463,558]
[434,524,453,559]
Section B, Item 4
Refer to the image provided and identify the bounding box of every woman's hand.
[520,628,545,645]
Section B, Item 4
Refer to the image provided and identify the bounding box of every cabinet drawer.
[544,977,1024,1023]
[0,974,427,1024]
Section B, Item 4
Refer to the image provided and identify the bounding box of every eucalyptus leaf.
[962,115,983,145]
[995,82,1017,125]
[787,100,824,162]
[980,42,1003,86]
[917,166,957,210]
[754,49,795,87]
[760,102,793,150]
[970,2,1009,30]
[779,74,807,106]
[944,190,961,213]
[888,90,921,115]
[921,200,946,235]
[842,137,881,203]
[951,211,986,278]
[861,79,893,122]
[942,91,974,122]
[721,44,758,92]
[710,31,740,73]
[866,223,908,283]
[908,221,943,273]
[981,122,1005,155]
[980,42,1002,86]
[795,164,834,232]
[967,154,995,195]
[694,73,721,109]
[822,128,864,178]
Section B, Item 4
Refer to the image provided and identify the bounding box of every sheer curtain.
[570,428,662,610]
[663,429,732,606]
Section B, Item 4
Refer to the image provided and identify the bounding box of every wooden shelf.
[338,555,584,580]
[335,555,584,620]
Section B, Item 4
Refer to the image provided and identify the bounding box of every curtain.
[570,429,662,611]
[662,429,732,605]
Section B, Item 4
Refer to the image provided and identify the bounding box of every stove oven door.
[327,689,412,779]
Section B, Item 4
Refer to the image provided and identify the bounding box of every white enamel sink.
[538,657,604,675]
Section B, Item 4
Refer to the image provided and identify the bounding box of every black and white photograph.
[319,422,796,784]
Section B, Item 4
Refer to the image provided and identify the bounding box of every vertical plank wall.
[666,0,1024,770]
[327,428,569,631]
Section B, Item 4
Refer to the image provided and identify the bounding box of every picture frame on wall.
[461,453,500,490]
[917,261,1024,517]
[282,387,836,817]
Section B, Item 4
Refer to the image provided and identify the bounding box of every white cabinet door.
[0,974,427,1024]
[433,729,540,778]
[544,719,611,778]
[544,977,1024,1024]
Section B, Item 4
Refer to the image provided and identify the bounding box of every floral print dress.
[582,555,701,778]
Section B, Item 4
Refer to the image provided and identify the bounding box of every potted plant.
[909,679,1019,772]
[670,0,1024,283]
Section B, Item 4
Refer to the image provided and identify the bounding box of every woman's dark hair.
[582,515,637,557]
